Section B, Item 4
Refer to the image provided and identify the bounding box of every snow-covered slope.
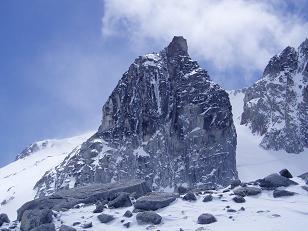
[229,90,308,181]
[0,132,92,219]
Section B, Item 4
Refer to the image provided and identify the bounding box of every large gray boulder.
[59,225,77,231]
[18,180,150,221]
[134,192,177,211]
[233,186,261,197]
[20,209,53,231]
[136,211,162,225]
[273,189,296,198]
[34,36,238,197]
[197,213,217,224]
[258,173,298,189]
[97,214,115,223]
[241,39,308,154]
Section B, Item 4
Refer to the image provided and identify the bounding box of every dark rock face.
[233,195,246,203]
[230,179,241,189]
[18,180,150,221]
[20,209,53,231]
[197,213,217,224]
[177,185,188,195]
[279,169,293,178]
[136,211,162,225]
[233,186,261,197]
[273,189,296,198]
[258,174,298,189]
[35,36,237,196]
[134,192,177,210]
[241,39,308,153]
[97,214,115,223]
[0,214,10,227]
[182,192,197,201]
[16,141,49,160]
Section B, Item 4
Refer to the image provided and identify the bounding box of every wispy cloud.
[102,0,308,80]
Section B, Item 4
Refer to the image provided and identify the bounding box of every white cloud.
[102,0,308,75]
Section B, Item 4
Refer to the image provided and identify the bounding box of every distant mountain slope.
[0,133,92,219]
[240,39,308,153]
[229,90,308,181]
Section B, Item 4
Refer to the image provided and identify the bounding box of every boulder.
[82,222,92,228]
[227,209,237,213]
[59,225,77,231]
[0,214,10,227]
[20,209,53,231]
[182,192,197,201]
[230,179,241,189]
[97,214,115,223]
[134,192,176,210]
[279,169,293,178]
[123,222,130,228]
[136,211,162,225]
[233,186,261,197]
[273,189,296,198]
[298,172,308,184]
[18,180,151,221]
[31,223,55,231]
[108,192,132,208]
[202,194,213,202]
[232,196,246,203]
[177,185,188,195]
[123,210,133,218]
[258,174,298,189]
[197,213,217,224]
[93,202,105,213]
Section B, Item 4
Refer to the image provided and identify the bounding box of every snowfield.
[0,132,93,219]
[228,90,308,181]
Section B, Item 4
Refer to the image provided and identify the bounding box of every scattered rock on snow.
[197,213,217,224]
[97,214,115,223]
[134,192,177,210]
[123,210,133,218]
[232,195,246,203]
[123,222,131,228]
[202,194,213,202]
[183,192,197,201]
[233,186,261,197]
[82,222,92,229]
[258,174,298,189]
[279,169,293,178]
[136,211,162,225]
[273,189,296,198]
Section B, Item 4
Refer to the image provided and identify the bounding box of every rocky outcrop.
[35,36,237,197]
[241,39,308,153]
[18,180,150,221]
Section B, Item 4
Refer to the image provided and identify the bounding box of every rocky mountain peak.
[34,36,237,197]
[166,36,188,57]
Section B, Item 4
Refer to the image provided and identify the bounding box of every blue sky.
[0,0,308,166]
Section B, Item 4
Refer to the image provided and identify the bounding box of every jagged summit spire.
[166,36,188,57]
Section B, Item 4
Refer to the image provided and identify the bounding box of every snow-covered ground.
[0,132,92,219]
[228,90,308,181]
[52,177,308,231]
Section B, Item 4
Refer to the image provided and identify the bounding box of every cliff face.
[35,37,237,197]
[241,39,308,153]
